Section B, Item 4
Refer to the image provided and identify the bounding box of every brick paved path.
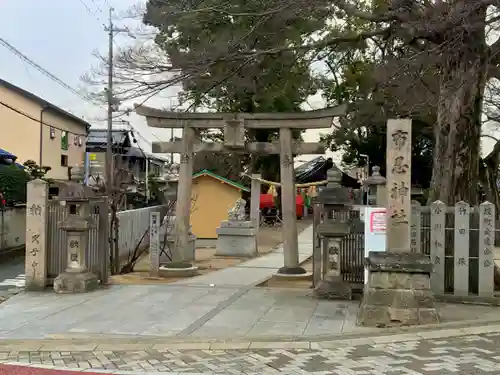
[2,332,500,374]
[0,365,104,375]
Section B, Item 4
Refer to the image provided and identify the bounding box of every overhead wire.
[0,37,99,106]
[0,100,87,136]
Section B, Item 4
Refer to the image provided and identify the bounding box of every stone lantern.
[314,166,360,300]
[53,172,98,294]
[363,166,386,206]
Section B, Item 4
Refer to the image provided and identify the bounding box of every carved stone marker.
[53,182,98,294]
[25,179,48,291]
[357,119,439,327]
[216,198,257,257]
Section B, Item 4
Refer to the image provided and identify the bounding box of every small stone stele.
[357,251,440,327]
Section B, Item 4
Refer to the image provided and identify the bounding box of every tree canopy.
[85,0,500,206]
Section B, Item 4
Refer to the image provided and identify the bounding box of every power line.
[0,37,98,106]
[0,100,87,136]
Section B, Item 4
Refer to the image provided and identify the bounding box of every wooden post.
[25,179,48,291]
[386,119,412,252]
[454,201,470,296]
[278,127,302,274]
[173,126,195,262]
[250,174,261,245]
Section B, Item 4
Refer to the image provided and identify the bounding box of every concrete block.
[216,223,257,257]
[53,271,98,294]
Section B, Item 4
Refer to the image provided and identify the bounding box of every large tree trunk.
[428,7,487,205]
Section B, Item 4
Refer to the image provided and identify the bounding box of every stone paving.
[0,224,499,341]
[3,329,500,373]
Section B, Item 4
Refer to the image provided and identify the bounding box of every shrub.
[0,164,29,205]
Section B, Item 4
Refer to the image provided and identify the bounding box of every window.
[61,155,68,167]
[61,131,68,150]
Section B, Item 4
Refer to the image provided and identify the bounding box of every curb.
[0,323,499,375]
[44,315,500,344]
[0,320,499,352]
[0,364,181,374]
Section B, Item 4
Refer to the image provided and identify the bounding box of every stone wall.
[0,206,26,251]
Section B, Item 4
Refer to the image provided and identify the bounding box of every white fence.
[46,202,168,283]
[116,205,169,259]
[0,206,26,251]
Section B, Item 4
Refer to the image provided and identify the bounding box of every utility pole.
[104,7,128,194]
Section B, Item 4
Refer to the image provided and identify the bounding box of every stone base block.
[158,264,199,277]
[314,276,353,300]
[274,271,313,281]
[53,271,98,294]
[357,251,440,327]
[215,224,257,257]
[277,266,307,275]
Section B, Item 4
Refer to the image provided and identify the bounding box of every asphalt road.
[0,255,25,291]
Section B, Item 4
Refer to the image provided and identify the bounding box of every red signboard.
[369,209,386,233]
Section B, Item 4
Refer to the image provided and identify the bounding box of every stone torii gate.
[135,104,346,275]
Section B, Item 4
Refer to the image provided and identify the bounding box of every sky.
[2,1,496,172]
[0,0,342,168]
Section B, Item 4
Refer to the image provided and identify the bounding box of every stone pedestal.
[315,221,353,300]
[216,220,257,257]
[54,271,98,293]
[357,251,440,327]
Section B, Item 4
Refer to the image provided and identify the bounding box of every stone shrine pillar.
[357,119,439,327]
[216,198,257,257]
[364,166,387,206]
[53,182,99,294]
[314,166,357,300]
[25,179,49,291]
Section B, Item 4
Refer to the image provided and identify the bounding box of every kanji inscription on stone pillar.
[25,179,48,291]
[386,119,412,252]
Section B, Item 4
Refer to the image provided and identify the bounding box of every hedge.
[0,164,29,206]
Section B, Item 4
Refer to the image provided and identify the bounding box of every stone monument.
[25,179,49,291]
[53,178,99,294]
[216,198,257,257]
[357,119,439,327]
